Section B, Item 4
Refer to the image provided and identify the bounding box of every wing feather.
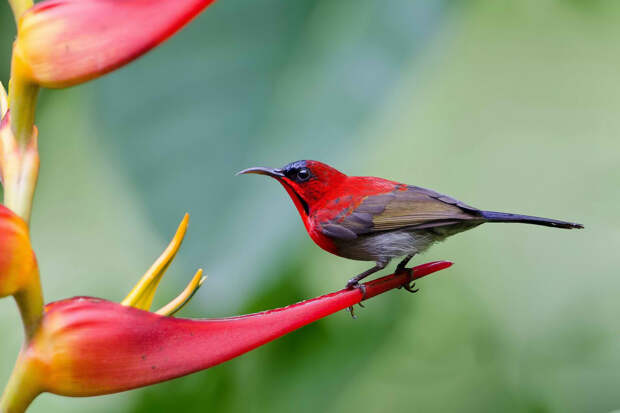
[319,185,482,240]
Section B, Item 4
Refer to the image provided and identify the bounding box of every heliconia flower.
[12,0,217,88]
[0,204,38,300]
[0,214,452,410]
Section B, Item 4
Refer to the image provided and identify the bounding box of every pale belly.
[332,223,481,262]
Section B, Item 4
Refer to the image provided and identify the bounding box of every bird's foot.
[346,280,367,298]
[402,281,419,294]
[396,267,419,294]
[346,281,367,319]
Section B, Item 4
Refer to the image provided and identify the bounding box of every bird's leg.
[346,261,388,318]
[395,254,419,294]
[346,261,388,292]
[395,254,414,274]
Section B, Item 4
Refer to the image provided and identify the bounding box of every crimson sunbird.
[238,160,583,290]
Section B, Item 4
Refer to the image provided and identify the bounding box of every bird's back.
[306,176,485,262]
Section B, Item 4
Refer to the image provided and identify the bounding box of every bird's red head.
[238,160,347,219]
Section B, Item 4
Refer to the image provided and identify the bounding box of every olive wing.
[319,186,482,240]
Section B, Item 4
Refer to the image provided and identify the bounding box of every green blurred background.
[1,0,619,411]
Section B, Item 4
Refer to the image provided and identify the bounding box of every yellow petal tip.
[155,269,206,316]
[121,214,190,310]
[0,81,7,118]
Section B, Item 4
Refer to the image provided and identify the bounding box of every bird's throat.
[279,180,310,216]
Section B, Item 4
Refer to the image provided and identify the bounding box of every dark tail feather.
[480,211,584,229]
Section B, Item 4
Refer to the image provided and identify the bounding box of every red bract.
[17,261,451,399]
[0,204,38,299]
[13,0,217,88]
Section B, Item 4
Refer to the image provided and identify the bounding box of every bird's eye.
[296,168,310,181]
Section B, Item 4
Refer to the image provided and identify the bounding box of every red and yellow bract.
[13,0,217,88]
[16,261,451,398]
[0,204,38,299]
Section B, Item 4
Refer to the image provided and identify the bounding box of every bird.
[238,160,583,292]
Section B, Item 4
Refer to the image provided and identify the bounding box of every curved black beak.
[236,166,285,178]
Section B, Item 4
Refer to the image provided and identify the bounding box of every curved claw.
[394,268,419,293]
[347,283,367,318]
[402,282,419,294]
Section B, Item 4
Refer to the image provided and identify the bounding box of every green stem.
[7,0,33,23]
[7,73,38,151]
[0,351,40,413]
[0,16,43,412]
[14,277,43,341]
[3,60,41,223]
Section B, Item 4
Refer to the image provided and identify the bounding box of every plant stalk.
[3,59,40,223]
[0,350,40,413]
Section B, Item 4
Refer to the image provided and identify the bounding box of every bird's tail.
[480,210,583,229]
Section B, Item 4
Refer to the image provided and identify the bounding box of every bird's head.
[237,160,346,217]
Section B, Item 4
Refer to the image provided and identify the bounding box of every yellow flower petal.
[0,81,7,119]
[155,269,206,316]
[121,214,188,311]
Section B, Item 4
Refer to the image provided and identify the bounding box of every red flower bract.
[0,204,37,299]
[13,0,217,88]
[20,261,451,397]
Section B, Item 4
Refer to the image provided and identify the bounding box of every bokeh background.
[1,0,619,412]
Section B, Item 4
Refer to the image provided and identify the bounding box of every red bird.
[238,160,583,290]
